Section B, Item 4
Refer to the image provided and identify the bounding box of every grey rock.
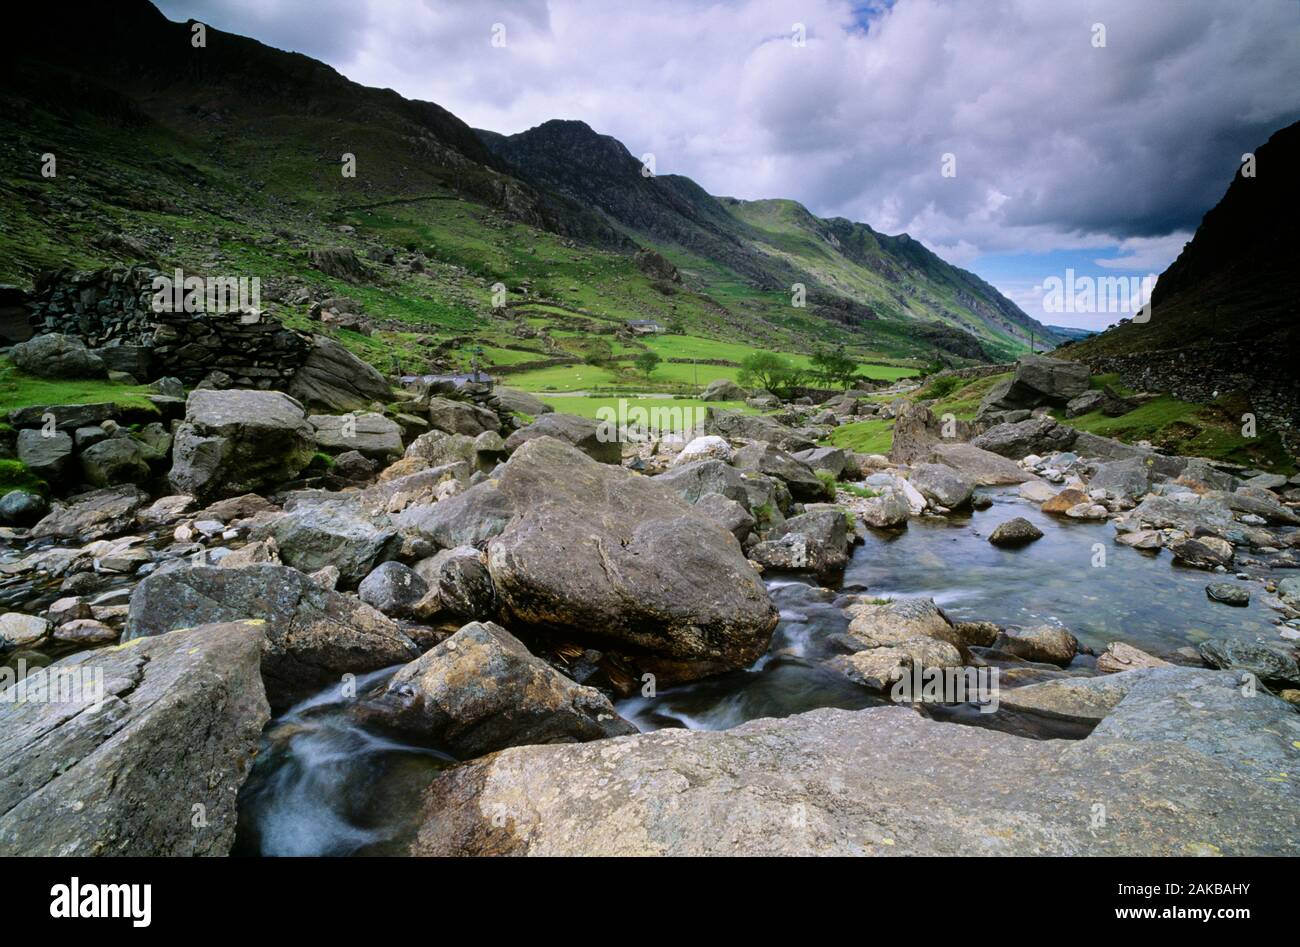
[310,412,403,459]
[504,412,620,464]
[16,429,73,480]
[168,389,316,500]
[358,561,429,618]
[288,336,392,413]
[704,409,814,453]
[491,387,553,417]
[654,459,752,509]
[9,333,106,379]
[693,492,755,542]
[699,378,747,402]
[0,490,48,527]
[0,622,268,855]
[908,463,973,509]
[268,500,399,586]
[412,668,1300,855]
[31,485,149,541]
[732,441,824,502]
[752,510,848,576]
[413,546,496,620]
[996,624,1078,665]
[435,437,776,683]
[78,437,151,487]
[356,621,636,756]
[988,517,1043,546]
[1205,582,1250,607]
[792,446,847,479]
[0,613,49,649]
[1170,535,1234,570]
[1089,457,1152,499]
[1199,635,1300,686]
[971,417,1076,459]
[427,397,500,437]
[124,564,420,711]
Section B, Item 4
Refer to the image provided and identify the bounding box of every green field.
[537,396,757,424]
[0,359,157,413]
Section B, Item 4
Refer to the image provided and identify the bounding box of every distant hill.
[481,120,1058,359]
[1045,325,1097,342]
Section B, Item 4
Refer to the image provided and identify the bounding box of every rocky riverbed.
[2,350,1298,856]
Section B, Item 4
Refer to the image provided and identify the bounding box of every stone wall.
[927,362,1016,384]
[21,267,312,387]
[1080,345,1299,454]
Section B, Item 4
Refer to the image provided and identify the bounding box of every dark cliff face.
[1070,119,1300,360]
[1153,121,1300,308]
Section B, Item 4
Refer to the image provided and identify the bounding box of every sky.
[158,0,1300,329]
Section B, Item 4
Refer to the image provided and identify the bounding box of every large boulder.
[699,378,747,402]
[654,459,752,509]
[78,437,151,487]
[357,561,429,619]
[355,621,636,756]
[16,428,73,480]
[504,413,620,464]
[267,499,400,586]
[309,412,403,460]
[413,546,496,620]
[0,621,268,855]
[168,389,316,500]
[995,624,1078,665]
[971,417,1076,459]
[410,668,1300,855]
[978,355,1089,416]
[491,387,553,417]
[288,336,392,413]
[750,510,848,576]
[30,485,149,541]
[427,397,500,437]
[732,441,824,502]
[930,442,1034,485]
[9,333,106,379]
[907,463,973,509]
[791,446,846,479]
[704,409,814,453]
[1199,634,1300,687]
[123,564,420,711]
[406,437,777,683]
[1088,457,1152,499]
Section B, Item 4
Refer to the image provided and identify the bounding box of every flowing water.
[234,486,1283,854]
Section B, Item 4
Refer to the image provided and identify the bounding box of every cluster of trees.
[736,347,863,397]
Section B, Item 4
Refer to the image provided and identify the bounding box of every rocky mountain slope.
[1062,120,1300,448]
[1068,120,1298,360]
[481,120,1058,359]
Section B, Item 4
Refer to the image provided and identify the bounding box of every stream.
[233,486,1282,856]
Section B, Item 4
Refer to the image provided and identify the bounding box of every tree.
[634,350,662,378]
[810,346,860,389]
[738,351,805,398]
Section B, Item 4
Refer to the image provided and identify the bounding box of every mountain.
[480,120,1058,359]
[1067,120,1299,360]
[1046,325,1097,342]
[0,0,1048,373]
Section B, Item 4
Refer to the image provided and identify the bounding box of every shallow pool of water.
[848,488,1278,656]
